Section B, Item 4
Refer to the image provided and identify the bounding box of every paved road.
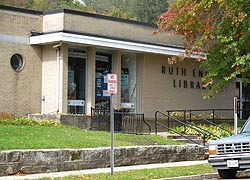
[159,170,250,180]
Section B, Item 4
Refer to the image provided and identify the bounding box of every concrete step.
[157,132,204,145]
[166,134,199,140]
[173,138,204,144]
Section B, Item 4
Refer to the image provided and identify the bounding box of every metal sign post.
[110,94,114,175]
[234,97,238,135]
[107,74,117,175]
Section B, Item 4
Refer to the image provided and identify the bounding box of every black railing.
[155,111,209,145]
[155,110,231,145]
[165,108,250,125]
[188,111,232,136]
[90,107,110,131]
[91,108,151,134]
[165,109,235,128]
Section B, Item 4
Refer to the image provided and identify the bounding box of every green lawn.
[0,119,215,180]
[38,164,216,180]
[0,125,182,150]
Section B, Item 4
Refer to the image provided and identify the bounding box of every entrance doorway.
[95,53,112,109]
[236,81,250,119]
[67,48,86,114]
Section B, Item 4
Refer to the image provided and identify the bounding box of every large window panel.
[121,54,137,112]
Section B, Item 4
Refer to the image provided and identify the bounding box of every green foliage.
[170,111,227,120]
[157,0,250,98]
[133,0,169,24]
[0,117,61,127]
[0,0,171,23]
[170,124,233,141]
[105,7,136,20]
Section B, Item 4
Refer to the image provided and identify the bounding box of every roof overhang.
[30,32,187,56]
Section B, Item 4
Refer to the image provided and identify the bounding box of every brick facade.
[0,8,42,116]
[0,6,235,118]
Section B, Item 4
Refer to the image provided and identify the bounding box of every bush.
[170,111,227,120]
[170,124,233,141]
[0,112,14,120]
[0,117,61,127]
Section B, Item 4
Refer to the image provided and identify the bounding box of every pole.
[107,73,117,175]
[110,94,114,175]
[234,97,238,135]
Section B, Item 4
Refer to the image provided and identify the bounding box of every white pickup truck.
[208,118,250,179]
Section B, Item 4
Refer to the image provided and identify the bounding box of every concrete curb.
[155,173,219,180]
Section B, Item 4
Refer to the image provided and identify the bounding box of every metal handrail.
[141,114,151,134]
[113,112,151,134]
[155,111,208,145]
[90,108,151,134]
[166,109,235,124]
[156,121,199,145]
[188,111,232,136]
[182,117,221,140]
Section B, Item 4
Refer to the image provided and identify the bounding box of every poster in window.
[121,74,129,100]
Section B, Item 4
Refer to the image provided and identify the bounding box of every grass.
[0,118,213,180]
[38,164,216,180]
[0,125,182,150]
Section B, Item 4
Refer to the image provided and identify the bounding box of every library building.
[1,5,249,121]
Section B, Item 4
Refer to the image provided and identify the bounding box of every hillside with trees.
[0,0,170,24]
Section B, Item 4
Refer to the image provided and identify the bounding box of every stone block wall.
[0,145,205,176]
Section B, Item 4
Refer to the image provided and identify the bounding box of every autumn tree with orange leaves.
[157,0,250,98]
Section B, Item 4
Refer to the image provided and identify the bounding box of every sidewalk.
[0,160,214,180]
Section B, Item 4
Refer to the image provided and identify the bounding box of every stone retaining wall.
[0,145,205,176]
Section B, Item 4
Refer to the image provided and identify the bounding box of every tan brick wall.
[41,44,68,115]
[0,42,42,116]
[41,45,58,114]
[0,9,42,116]
[0,7,237,118]
[61,13,184,46]
[43,13,64,33]
[141,53,235,118]
[0,10,42,36]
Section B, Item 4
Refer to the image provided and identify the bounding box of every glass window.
[95,53,112,109]
[68,48,86,114]
[121,54,137,112]
[10,54,24,72]
[242,84,250,119]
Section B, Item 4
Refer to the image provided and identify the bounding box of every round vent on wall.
[10,54,24,72]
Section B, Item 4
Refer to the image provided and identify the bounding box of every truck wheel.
[218,169,237,179]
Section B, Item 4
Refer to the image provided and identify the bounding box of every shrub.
[170,111,227,120]
[170,124,233,141]
[0,112,14,120]
[0,117,61,127]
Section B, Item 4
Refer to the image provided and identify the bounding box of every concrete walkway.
[0,160,211,180]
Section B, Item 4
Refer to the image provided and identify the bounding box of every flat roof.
[30,31,191,57]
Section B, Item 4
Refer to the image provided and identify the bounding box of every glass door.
[95,53,112,109]
[68,49,86,114]
[236,80,250,119]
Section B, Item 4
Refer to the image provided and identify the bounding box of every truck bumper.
[208,153,250,170]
